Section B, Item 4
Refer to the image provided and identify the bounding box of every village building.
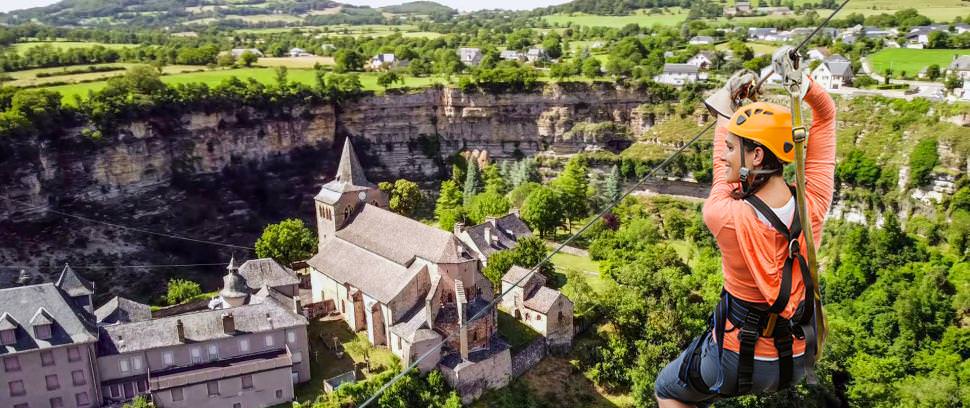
[955,23,970,34]
[458,47,483,66]
[686,51,717,70]
[748,27,777,41]
[756,6,792,15]
[454,213,533,265]
[308,138,513,402]
[230,48,264,58]
[688,35,715,45]
[811,54,854,90]
[905,24,949,48]
[526,47,547,63]
[947,55,970,80]
[289,47,314,57]
[654,63,707,86]
[806,47,832,62]
[499,267,574,350]
[723,1,752,16]
[369,53,397,71]
[500,50,524,61]
[760,65,784,86]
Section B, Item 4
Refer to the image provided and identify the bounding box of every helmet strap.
[738,138,751,195]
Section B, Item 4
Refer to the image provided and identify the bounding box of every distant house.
[811,55,854,90]
[757,6,792,15]
[230,48,264,58]
[454,213,532,264]
[765,31,793,42]
[458,47,483,66]
[906,25,948,47]
[654,63,707,86]
[369,53,396,70]
[289,47,313,57]
[723,1,752,16]
[499,266,574,348]
[955,23,970,34]
[526,47,547,63]
[689,35,715,45]
[947,55,970,80]
[171,31,198,38]
[807,47,832,62]
[686,51,716,70]
[748,27,778,40]
[500,50,524,61]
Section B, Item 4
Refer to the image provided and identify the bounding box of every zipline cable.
[0,195,255,251]
[0,263,229,269]
[358,2,851,405]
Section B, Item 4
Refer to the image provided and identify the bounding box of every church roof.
[56,264,94,297]
[317,138,376,204]
[337,204,475,265]
[307,238,427,304]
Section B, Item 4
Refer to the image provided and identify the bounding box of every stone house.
[526,47,547,63]
[723,1,752,16]
[369,53,397,71]
[811,55,854,90]
[1,266,101,408]
[499,266,574,348]
[308,138,511,402]
[686,51,716,70]
[454,212,533,265]
[500,50,524,61]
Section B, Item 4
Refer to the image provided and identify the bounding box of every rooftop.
[238,258,300,290]
[337,204,474,265]
[308,237,427,304]
[94,296,152,324]
[0,283,96,355]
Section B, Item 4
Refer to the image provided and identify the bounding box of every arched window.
[514,310,521,320]
[343,206,352,220]
[536,314,541,321]
[525,313,531,321]
[473,331,478,341]
[371,200,379,207]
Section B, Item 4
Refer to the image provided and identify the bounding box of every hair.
[730,136,786,200]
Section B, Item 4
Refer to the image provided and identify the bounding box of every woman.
[654,59,836,407]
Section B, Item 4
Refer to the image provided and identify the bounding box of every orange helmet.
[727,102,795,164]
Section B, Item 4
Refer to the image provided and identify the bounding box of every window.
[45,374,59,390]
[119,359,129,373]
[207,344,219,361]
[536,315,542,321]
[75,392,90,407]
[265,335,274,347]
[292,351,302,363]
[241,374,253,389]
[50,397,64,408]
[0,329,15,345]
[41,350,55,366]
[35,324,52,340]
[207,380,219,397]
[397,336,402,350]
[72,370,85,386]
[67,346,81,362]
[239,338,250,353]
[132,356,143,371]
[3,356,20,372]
[9,380,25,396]
[171,387,183,401]
[162,351,174,366]
[109,384,121,398]
[191,347,203,363]
[137,380,147,393]
[275,389,283,399]
[287,331,296,343]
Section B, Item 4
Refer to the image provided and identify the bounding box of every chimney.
[483,228,493,247]
[222,313,235,335]
[459,325,469,361]
[176,319,186,343]
[453,221,465,235]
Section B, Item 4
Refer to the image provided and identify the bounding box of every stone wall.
[510,337,547,378]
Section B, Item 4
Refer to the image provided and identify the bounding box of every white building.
[458,47,483,66]
[654,63,707,86]
[526,47,547,63]
[369,53,396,70]
[500,50,523,61]
[806,47,831,62]
[230,48,264,58]
[811,55,854,90]
[686,51,716,70]
[689,36,715,45]
[947,55,970,80]
[760,65,783,86]
[289,48,313,57]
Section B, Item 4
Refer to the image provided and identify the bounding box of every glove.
[704,69,759,119]
[771,46,811,99]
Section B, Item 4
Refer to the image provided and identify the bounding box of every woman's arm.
[801,78,837,222]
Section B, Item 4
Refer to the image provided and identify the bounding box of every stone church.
[308,138,512,401]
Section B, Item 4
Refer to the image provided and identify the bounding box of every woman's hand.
[704,69,760,119]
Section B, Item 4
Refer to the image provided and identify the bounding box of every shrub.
[166,279,202,305]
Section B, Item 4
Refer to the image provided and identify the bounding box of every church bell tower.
[314,137,386,248]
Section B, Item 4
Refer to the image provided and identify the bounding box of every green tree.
[508,181,541,208]
[463,160,483,205]
[604,164,621,203]
[254,218,316,266]
[925,64,941,81]
[554,156,590,228]
[581,57,602,77]
[335,49,364,73]
[908,137,938,188]
[466,190,510,223]
[122,396,153,408]
[435,180,464,231]
[166,279,202,305]
[377,70,403,90]
[483,164,510,195]
[217,53,236,67]
[387,179,423,217]
[521,186,563,238]
[239,51,259,67]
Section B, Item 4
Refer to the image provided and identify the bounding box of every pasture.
[543,8,689,27]
[868,48,970,77]
[4,64,202,87]
[256,56,335,69]
[8,41,139,53]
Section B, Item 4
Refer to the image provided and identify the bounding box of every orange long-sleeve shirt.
[702,79,836,359]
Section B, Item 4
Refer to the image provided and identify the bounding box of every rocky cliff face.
[0,84,653,297]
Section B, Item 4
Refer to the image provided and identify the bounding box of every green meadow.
[543,8,689,27]
[868,48,970,76]
[8,41,139,52]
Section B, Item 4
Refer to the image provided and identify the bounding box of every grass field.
[235,24,422,36]
[256,56,335,69]
[41,68,451,103]
[715,40,779,56]
[4,64,201,87]
[8,41,139,53]
[543,7,689,27]
[551,252,607,294]
[869,48,970,77]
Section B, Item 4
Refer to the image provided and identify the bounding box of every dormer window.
[30,308,55,341]
[0,329,15,346]
[35,324,52,340]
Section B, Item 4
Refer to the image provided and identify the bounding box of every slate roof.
[308,237,428,304]
[220,257,249,300]
[336,204,474,265]
[662,63,700,74]
[460,214,533,260]
[0,283,96,355]
[94,296,152,324]
[0,313,18,330]
[55,264,94,297]
[316,138,376,203]
[98,296,306,355]
[689,36,714,43]
[239,258,300,290]
[501,265,539,286]
[390,304,434,342]
[523,286,565,314]
[824,58,853,77]
[30,308,54,326]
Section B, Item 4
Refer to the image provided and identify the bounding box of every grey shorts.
[654,332,805,404]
